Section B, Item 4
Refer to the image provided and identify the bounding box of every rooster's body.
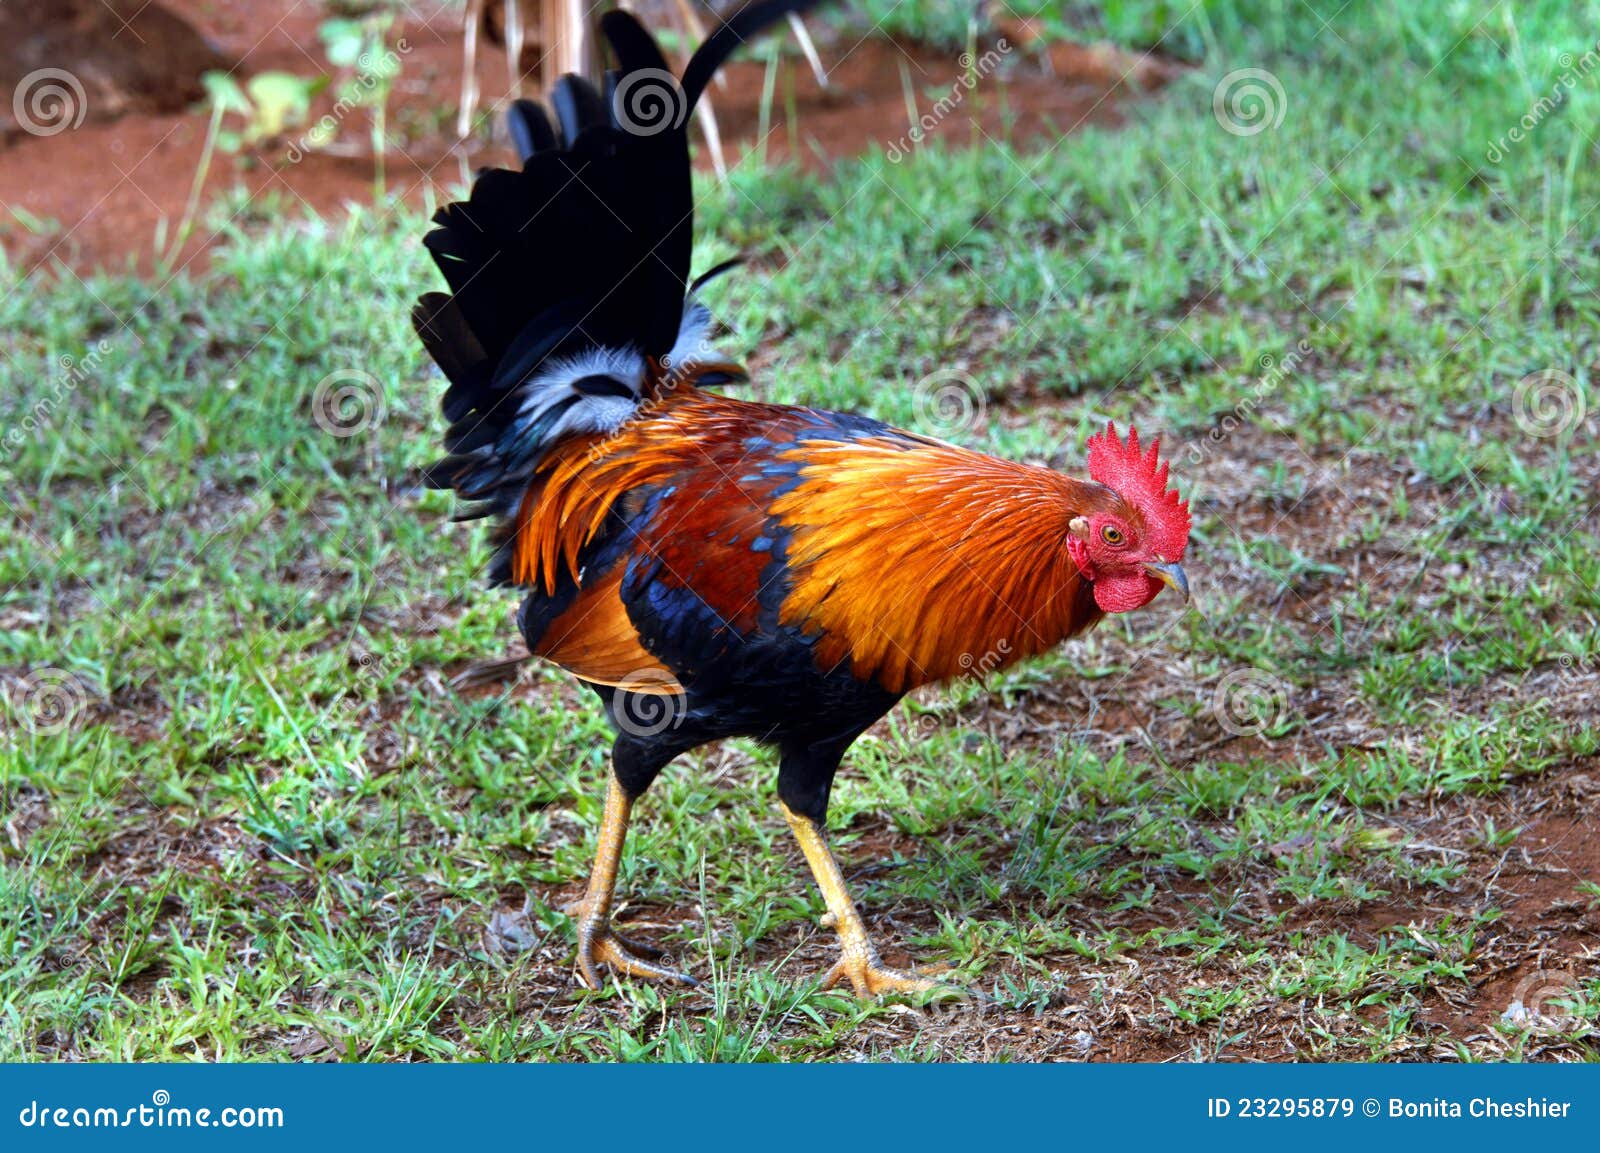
[415,2,1191,994]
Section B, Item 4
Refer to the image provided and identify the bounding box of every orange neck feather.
[774,436,1104,693]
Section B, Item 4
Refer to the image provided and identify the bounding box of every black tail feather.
[550,74,607,144]
[679,0,826,108]
[414,2,831,585]
[600,7,674,75]
[691,256,746,293]
[507,98,556,163]
[412,292,490,424]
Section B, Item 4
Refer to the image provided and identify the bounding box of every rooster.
[414,0,1192,995]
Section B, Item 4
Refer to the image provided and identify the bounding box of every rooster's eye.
[1101,525,1125,547]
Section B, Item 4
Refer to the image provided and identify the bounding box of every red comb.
[1085,421,1192,559]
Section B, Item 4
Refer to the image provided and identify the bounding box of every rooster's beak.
[1143,560,1190,603]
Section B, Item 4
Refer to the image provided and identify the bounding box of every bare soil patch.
[0,0,1179,275]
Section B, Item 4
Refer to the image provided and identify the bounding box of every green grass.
[2,0,1598,1060]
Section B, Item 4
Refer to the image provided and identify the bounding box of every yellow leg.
[781,802,949,997]
[573,776,697,989]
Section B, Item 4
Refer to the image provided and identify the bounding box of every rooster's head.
[1067,422,1192,613]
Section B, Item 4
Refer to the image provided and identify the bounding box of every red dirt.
[0,0,1180,276]
[0,1,229,131]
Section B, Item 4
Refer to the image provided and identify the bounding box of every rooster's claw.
[575,921,697,989]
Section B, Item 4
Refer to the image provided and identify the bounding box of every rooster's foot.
[575,919,697,989]
[820,951,955,998]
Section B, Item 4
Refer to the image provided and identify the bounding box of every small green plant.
[206,71,328,152]
[1472,817,1520,850]
[316,13,408,201]
[162,71,325,269]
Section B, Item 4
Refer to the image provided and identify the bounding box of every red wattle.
[1093,573,1163,614]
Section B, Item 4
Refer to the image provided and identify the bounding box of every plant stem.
[167,99,225,272]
